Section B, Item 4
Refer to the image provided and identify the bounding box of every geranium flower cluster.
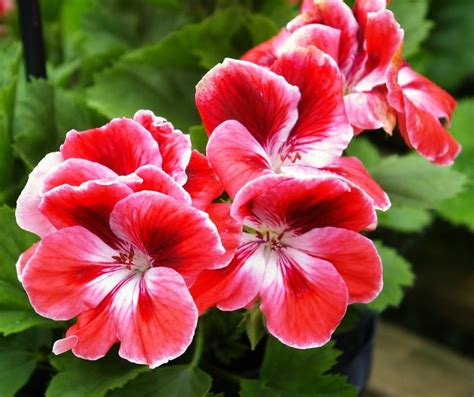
[15,0,459,367]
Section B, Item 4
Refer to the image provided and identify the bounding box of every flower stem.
[190,323,204,368]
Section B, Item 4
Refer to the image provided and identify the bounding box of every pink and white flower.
[243,0,461,165]
[196,46,390,210]
[19,187,228,367]
[191,175,382,348]
[16,110,192,237]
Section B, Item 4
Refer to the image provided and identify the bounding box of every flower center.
[112,246,151,272]
[256,230,286,250]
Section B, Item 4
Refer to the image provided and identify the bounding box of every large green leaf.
[388,0,433,59]
[0,329,52,397]
[437,98,474,231]
[87,7,279,131]
[108,365,212,397]
[371,153,466,209]
[378,206,433,233]
[13,79,94,168]
[368,241,414,312]
[47,353,149,397]
[240,339,356,396]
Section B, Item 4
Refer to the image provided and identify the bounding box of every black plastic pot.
[332,311,379,396]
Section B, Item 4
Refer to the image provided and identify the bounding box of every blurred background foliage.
[0,0,472,396]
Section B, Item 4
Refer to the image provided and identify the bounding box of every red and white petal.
[133,165,191,204]
[21,226,130,320]
[271,47,352,169]
[278,24,341,64]
[260,247,348,348]
[296,0,358,75]
[321,156,391,211]
[353,10,403,91]
[206,121,273,199]
[134,110,192,185]
[53,294,118,360]
[241,29,291,67]
[16,242,39,282]
[61,118,162,175]
[398,66,456,123]
[353,0,388,29]
[195,58,300,153]
[285,227,382,303]
[16,152,63,237]
[43,158,118,192]
[183,151,223,210]
[344,89,396,134]
[114,267,197,368]
[109,191,226,283]
[190,239,266,313]
[232,174,377,234]
[39,181,133,247]
[206,203,243,267]
[399,98,461,165]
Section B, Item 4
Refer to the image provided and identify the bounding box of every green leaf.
[371,153,466,209]
[47,353,149,397]
[368,241,414,312]
[240,338,356,396]
[424,0,474,90]
[202,309,247,366]
[437,98,474,231]
[345,137,381,170]
[87,7,270,131]
[378,206,433,233]
[108,365,212,397]
[13,79,94,168]
[388,0,433,59]
[0,329,52,397]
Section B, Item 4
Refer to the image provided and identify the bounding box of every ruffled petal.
[398,66,456,123]
[232,174,377,234]
[190,238,265,313]
[399,97,461,165]
[296,0,358,75]
[352,10,403,91]
[53,294,117,360]
[109,191,226,284]
[195,58,300,153]
[16,242,39,282]
[344,89,396,134]
[21,225,130,320]
[277,24,341,64]
[206,120,273,199]
[271,47,352,169]
[285,227,382,303]
[114,268,197,368]
[241,29,291,67]
[16,152,63,237]
[61,118,162,175]
[39,181,133,247]
[134,110,192,185]
[260,246,348,348]
[353,0,388,29]
[43,158,118,192]
[321,156,391,211]
[133,165,191,204]
[183,151,223,210]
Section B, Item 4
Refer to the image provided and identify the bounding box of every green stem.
[190,324,204,368]
[206,364,245,385]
